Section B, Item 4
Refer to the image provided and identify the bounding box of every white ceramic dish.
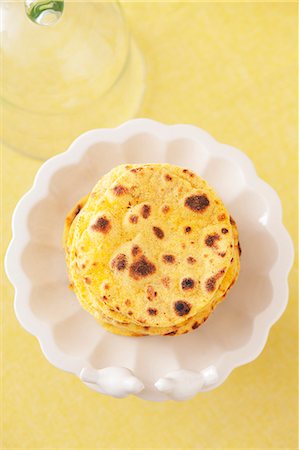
[5,119,293,401]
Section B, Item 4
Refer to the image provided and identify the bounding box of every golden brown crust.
[64,164,241,336]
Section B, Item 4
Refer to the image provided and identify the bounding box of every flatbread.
[64,164,240,335]
[65,199,239,335]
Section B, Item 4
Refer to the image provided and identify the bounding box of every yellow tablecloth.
[2,2,298,448]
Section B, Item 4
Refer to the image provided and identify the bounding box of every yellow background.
[2,2,298,449]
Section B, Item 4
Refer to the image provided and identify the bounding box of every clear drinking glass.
[1,0,145,159]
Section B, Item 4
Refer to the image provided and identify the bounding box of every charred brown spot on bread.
[161,276,170,288]
[181,243,186,249]
[103,283,110,290]
[130,167,143,173]
[72,204,82,222]
[174,300,191,316]
[219,252,226,257]
[74,204,81,215]
[230,216,236,225]
[84,277,91,284]
[205,233,220,247]
[67,203,82,226]
[206,277,216,292]
[128,311,133,316]
[205,268,225,292]
[217,268,226,278]
[91,216,111,234]
[111,254,127,271]
[192,321,200,330]
[125,299,131,306]
[162,205,170,214]
[218,213,226,221]
[184,226,192,233]
[137,318,146,324]
[146,285,157,301]
[129,256,156,280]
[153,227,164,239]
[221,228,228,234]
[141,204,151,219]
[187,256,196,264]
[148,308,157,316]
[164,174,172,181]
[131,245,141,257]
[116,306,120,311]
[181,278,195,290]
[182,169,195,177]
[184,194,210,212]
[238,241,242,255]
[162,254,175,264]
[129,215,138,224]
[164,330,177,336]
[153,226,164,239]
[112,185,128,196]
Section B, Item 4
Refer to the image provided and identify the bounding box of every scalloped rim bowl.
[5,119,294,401]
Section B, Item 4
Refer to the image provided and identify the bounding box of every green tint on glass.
[3,1,145,159]
[25,0,64,26]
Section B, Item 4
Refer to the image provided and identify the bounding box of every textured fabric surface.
[2,2,298,448]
